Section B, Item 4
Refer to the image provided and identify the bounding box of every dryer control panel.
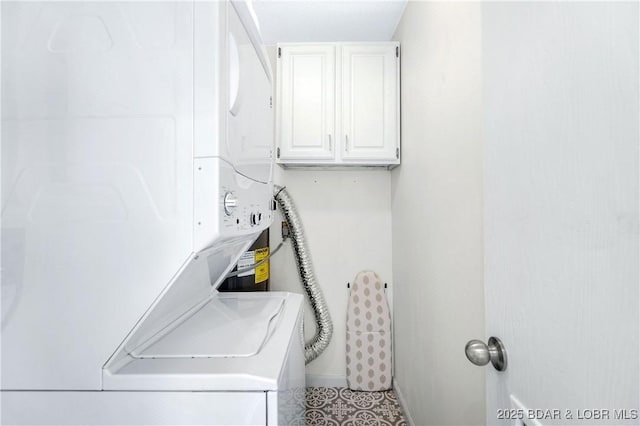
[221,190,271,231]
[220,178,274,235]
[194,158,273,252]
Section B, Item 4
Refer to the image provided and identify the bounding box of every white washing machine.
[1,1,305,424]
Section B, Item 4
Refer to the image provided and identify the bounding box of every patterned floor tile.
[305,387,407,426]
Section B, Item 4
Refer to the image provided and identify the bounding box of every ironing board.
[346,271,392,391]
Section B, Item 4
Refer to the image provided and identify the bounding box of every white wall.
[391,2,485,425]
[265,47,394,383]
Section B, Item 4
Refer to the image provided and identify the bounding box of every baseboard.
[305,374,348,388]
[393,379,415,426]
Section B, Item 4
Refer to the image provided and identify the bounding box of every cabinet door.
[341,44,399,162]
[277,45,335,161]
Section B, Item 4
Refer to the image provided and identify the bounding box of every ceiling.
[251,0,408,45]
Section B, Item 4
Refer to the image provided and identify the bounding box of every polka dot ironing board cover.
[346,271,392,391]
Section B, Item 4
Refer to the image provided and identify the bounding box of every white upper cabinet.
[277,45,336,161]
[276,42,400,168]
[341,44,399,162]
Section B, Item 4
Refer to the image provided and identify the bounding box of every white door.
[276,45,335,161]
[479,3,639,425]
[341,44,399,162]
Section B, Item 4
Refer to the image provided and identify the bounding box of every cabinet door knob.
[328,134,332,151]
[345,135,350,152]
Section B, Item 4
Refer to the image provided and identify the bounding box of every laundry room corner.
[263,45,394,386]
[268,167,394,385]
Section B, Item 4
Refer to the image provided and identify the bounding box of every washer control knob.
[250,212,262,226]
[223,192,237,216]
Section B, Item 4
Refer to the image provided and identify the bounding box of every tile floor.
[305,387,407,426]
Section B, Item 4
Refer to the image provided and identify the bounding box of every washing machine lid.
[130,294,285,358]
[102,292,304,392]
[102,237,256,374]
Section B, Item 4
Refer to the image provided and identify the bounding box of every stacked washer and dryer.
[1,1,305,424]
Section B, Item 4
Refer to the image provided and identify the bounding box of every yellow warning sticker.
[254,247,269,284]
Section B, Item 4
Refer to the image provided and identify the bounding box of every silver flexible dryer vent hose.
[274,185,333,364]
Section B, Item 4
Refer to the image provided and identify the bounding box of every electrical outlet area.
[281,221,290,239]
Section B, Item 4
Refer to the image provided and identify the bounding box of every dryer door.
[226,6,272,184]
